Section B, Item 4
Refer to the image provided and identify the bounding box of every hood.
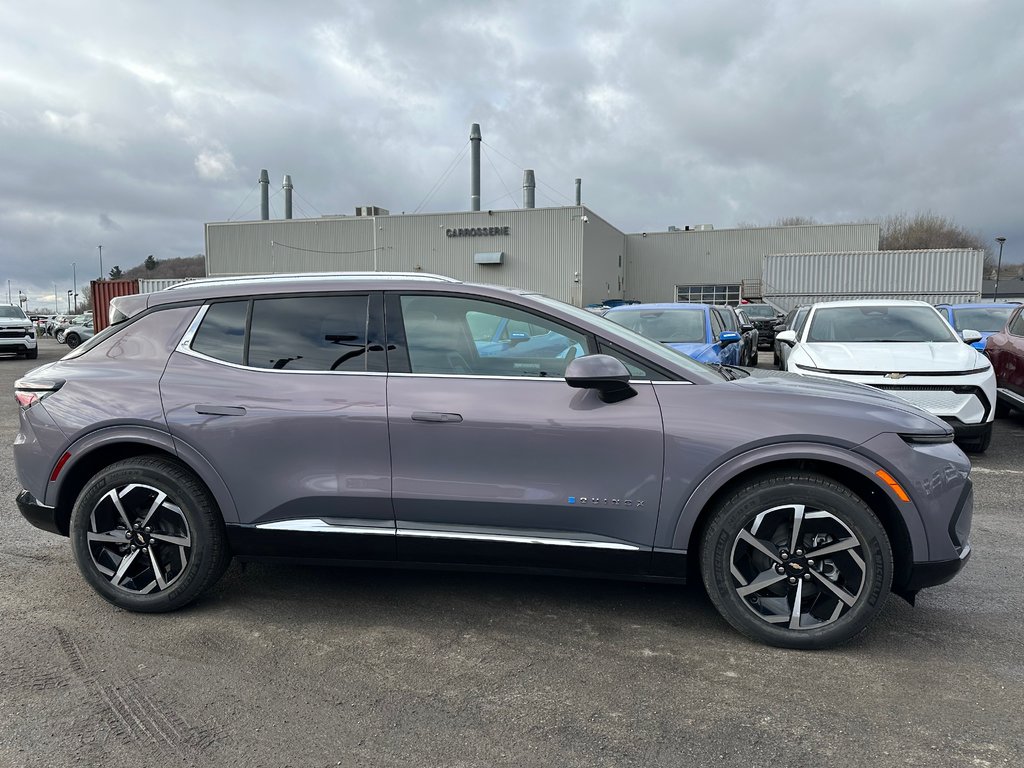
[735,367,952,432]
[800,341,987,373]
[663,341,718,363]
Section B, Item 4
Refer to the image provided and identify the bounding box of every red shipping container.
[91,280,140,332]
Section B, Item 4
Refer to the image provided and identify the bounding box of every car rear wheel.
[65,333,81,349]
[70,456,230,612]
[700,472,892,649]
[55,330,66,343]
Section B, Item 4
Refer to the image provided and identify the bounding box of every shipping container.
[90,280,140,332]
[762,249,984,312]
[138,278,195,293]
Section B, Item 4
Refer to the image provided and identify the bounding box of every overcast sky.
[2,0,1022,308]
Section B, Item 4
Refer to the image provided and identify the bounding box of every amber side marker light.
[875,469,910,502]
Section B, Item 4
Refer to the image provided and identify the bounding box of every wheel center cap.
[133,531,148,547]
[786,558,807,575]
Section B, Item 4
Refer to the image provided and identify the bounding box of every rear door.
[160,292,395,559]
[385,292,665,573]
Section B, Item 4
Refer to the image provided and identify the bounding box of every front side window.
[605,309,706,344]
[400,295,590,377]
[1008,309,1024,337]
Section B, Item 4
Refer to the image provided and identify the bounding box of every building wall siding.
[623,223,880,302]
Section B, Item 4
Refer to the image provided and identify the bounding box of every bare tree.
[880,212,992,267]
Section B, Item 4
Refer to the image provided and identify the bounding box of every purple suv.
[13,273,973,649]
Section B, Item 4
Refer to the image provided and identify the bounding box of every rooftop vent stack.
[283,175,293,219]
[575,178,581,205]
[259,169,270,220]
[523,169,536,209]
[470,123,482,211]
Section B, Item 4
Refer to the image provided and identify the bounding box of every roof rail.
[163,271,461,290]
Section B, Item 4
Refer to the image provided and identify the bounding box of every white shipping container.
[138,278,195,293]
[762,249,983,311]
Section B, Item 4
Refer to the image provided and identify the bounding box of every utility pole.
[72,262,77,313]
[98,245,103,280]
[995,237,1006,301]
[53,282,58,314]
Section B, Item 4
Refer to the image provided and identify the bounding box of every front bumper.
[16,489,68,537]
[904,548,971,592]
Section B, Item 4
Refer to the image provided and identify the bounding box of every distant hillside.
[115,255,206,280]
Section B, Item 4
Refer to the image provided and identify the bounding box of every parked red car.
[984,304,1024,416]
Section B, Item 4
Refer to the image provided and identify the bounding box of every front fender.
[662,441,926,561]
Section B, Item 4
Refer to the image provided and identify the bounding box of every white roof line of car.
[162,272,462,290]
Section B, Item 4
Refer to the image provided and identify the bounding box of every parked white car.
[776,299,996,452]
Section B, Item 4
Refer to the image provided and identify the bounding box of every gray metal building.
[205,207,879,307]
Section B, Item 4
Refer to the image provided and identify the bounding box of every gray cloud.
[2,0,1023,307]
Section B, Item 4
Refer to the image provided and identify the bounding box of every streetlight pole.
[98,245,103,280]
[994,237,1006,301]
[71,262,77,313]
[53,282,57,314]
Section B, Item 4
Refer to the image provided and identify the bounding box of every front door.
[385,292,665,573]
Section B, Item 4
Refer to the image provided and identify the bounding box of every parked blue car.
[603,303,742,365]
[935,302,1021,350]
[469,314,582,358]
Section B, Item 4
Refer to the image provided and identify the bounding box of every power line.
[270,240,384,255]
[411,140,471,214]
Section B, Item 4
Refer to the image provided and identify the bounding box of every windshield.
[741,304,776,319]
[807,305,957,343]
[604,308,706,343]
[0,306,28,319]
[951,306,1015,333]
[530,295,722,382]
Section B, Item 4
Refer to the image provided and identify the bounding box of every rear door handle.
[195,405,247,416]
[411,411,463,423]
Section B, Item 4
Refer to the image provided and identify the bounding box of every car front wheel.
[700,472,892,649]
[65,333,81,349]
[70,456,230,612]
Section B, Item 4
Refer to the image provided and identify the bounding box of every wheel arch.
[48,427,238,535]
[677,450,922,594]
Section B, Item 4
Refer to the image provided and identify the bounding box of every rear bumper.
[16,490,67,537]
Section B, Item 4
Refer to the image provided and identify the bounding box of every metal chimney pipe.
[523,169,536,209]
[470,123,482,211]
[283,174,293,219]
[575,178,582,205]
[259,169,270,220]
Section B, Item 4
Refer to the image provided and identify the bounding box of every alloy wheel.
[85,483,193,594]
[729,503,866,630]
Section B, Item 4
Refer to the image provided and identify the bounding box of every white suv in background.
[0,304,37,359]
[777,299,996,452]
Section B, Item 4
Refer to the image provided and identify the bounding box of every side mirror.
[961,329,983,344]
[740,323,754,333]
[564,354,636,403]
[719,331,741,347]
[776,329,798,346]
[508,330,530,345]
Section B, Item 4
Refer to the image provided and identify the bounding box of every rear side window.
[1009,309,1024,337]
[192,301,248,364]
[248,295,369,371]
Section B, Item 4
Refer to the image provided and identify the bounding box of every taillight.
[14,377,65,409]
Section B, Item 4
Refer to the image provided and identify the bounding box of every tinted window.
[249,295,369,371]
[401,295,590,377]
[595,342,667,380]
[709,310,724,336]
[951,306,1015,333]
[742,304,776,319]
[716,308,738,332]
[192,301,248,365]
[0,306,27,319]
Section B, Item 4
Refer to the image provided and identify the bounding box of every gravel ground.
[1,339,1022,767]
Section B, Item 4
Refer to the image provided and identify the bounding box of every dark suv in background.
[14,273,973,649]
[741,303,783,352]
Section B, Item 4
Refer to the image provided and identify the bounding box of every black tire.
[773,348,780,367]
[956,422,992,454]
[700,472,892,650]
[70,456,230,612]
[25,347,38,359]
[65,333,81,349]
[748,349,758,366]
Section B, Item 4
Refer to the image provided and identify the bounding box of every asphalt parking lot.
[1,339,1022,768]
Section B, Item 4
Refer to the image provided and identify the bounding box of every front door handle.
[411,411,463,423]
[195,405,247,416]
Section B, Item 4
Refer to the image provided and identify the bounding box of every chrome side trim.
[388,372,661,384]
[256,520,395,535]
[252,519,640,551]
[396,528,640,551]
